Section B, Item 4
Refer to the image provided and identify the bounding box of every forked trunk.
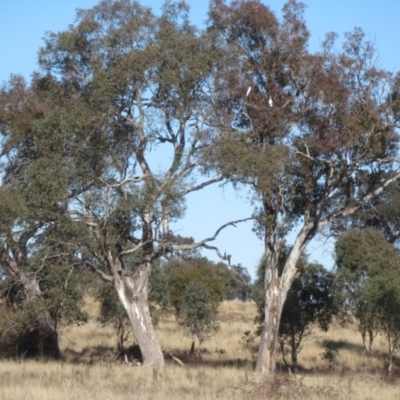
[361,328,374,353]
[256,223,310,374]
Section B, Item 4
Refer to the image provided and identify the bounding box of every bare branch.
[170,217,254,255]
[119,241,148,256]
[99,176,145,187]
[83,259,113,282]
[166,352,187,368]
[320,171,400,229]
[179,176,225,196]
[202,244,231,263]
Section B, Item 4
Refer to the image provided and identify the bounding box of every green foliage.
[239,330,257,363]
[215,263,252,301]
[254,252,336,368]
[95,283,132,353]
[179,281,219,348]
[278,262,336,367]
[320,341,341,365]
[166,257,225,317]
[0,257,88,359]
[335,227,400,370]
[335,228,397,277]
[366,270,400,371]
[335,228,398,352]
[149,260,170,312]
[148,254,229,352]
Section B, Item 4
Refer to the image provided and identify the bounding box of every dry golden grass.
[2,298,400,399]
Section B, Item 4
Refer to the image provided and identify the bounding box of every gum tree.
[335,228,399,353]
[0,75,90,358]
[37,0,247,368]
[207,0,400,373]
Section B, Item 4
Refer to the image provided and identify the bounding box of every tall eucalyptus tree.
[0,73,91,358]
[36,0,246,368]
[206,0,400,373]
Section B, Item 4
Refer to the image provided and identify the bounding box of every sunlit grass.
[2,298,400,399]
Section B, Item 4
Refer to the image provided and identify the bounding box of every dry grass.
[2,298,400,399]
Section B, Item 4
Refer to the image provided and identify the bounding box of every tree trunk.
[361,329,368,353]
[255,279,287,373]
[189,339,195,356]
[113,257,164,369]
[361,328,374,353]
[388,350,393,375]
[1,253,61,359]
[38,311,61,359]
[291,330,298,372]
[368,329,374,353]
[279,340,288,367]
[255,222,311,374]
[125,292,164,368]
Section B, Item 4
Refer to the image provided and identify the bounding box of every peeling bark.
[256,223,313,374]
[111,252,164,369]
[125,296,164,368]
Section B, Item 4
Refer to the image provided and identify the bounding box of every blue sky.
[1,0,400,278]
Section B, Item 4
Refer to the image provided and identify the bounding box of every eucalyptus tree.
[254,252,336,372]
[206,0,400,373]
[340,182,400,246]
[335,228,399,353]
[0,74,91,358]
[37,0,247,368]
[335,228,400,372]
[278,262,335,371]
[367,268,400,374]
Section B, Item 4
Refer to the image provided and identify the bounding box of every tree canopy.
[205,0,400,373]
[1,0,400,374]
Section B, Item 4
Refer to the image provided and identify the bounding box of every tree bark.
[113,258,164,369]
[361,327,374,353]
[255,222,312,374]
[189,340,195,356]
[368,329,374,353]
[124,292,164,368]
[291,330,298,373]
[255,278,288,373]
[361,329,367,352]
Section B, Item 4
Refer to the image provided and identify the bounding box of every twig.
[167,352,187,368]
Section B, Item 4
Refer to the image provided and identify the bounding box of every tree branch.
[169,217,254,259]
[83,259,113,282]
[179,176,225,196]
[320,171,400,229]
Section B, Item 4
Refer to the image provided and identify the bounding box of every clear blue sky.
[1,1,400,278]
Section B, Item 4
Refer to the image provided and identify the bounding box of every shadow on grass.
[62,344,143,365]
[62,344,254,369]
[316,338,400,377]
[321,339,366,354]
[165,349,255,369]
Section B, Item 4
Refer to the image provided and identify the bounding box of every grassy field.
[0,299,399,399]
